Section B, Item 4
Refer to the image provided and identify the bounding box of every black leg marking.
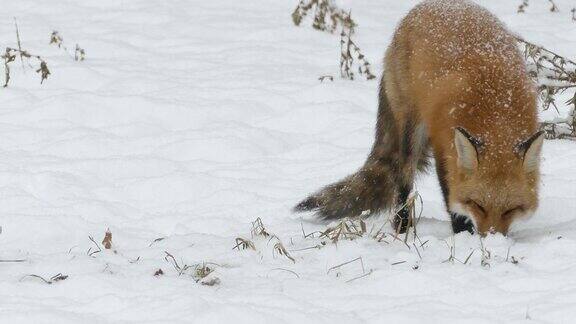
[401,117,416,161]
[437,157,474,234]
[393,184,412,234]
[450,212,474,234]
[435,158,449,207]
[392,116,421,234]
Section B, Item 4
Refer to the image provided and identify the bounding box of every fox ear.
[516,131,545,172]
[454,127,481,171]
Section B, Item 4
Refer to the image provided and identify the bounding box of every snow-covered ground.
[0,0,575,323]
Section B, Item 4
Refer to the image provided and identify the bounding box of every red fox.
[294,0,544,235]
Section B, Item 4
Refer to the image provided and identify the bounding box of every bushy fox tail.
[293,159,399,219]
[294,80,408,220]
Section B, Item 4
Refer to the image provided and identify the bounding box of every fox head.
[448,127,544,235]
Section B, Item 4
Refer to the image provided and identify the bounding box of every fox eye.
[502,206,525,219]
[464,199,486,215]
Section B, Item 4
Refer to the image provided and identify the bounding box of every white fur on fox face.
[450,202,477,229]
[507,209,536,232]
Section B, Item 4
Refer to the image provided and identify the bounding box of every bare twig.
[87,235,102,257]
[164,251,191,275]
[345,269,373,283]
[327,256,364,274]
[20,273,68,284]
[14,18,25,69]
[0,259,26,263]
[268,268,300,278]
[148,237,165,247]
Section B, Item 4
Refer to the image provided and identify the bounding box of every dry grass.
[320,218,366,243]
[87,236,103,257]
[250,217,270,238]
[163,251,220,285]
[233,237,256,250]
[273,241,295,263]
[164,251,191,275]
[369,191,424,248]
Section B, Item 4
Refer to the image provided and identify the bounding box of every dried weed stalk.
[75,44,86,61]
[2,47,49,87]
[163,252,220,285]
[548,0,559,12]
[149,237,165,247]
[441,236,476,266]
[517,0,529,13]
[327,256,373,283]
[50,30,86,61]
[291,0,354,33]
[49,31,64,48]
[291,0,375,81]
[3,20,50,87]
[370,191,424,248]
[250,217,270,238]
[87,235,103,257]
[479,238,491,268]
[505,246,520,265]
[339,13,376,81]
[164,251,191,275]
[517,37,576,138]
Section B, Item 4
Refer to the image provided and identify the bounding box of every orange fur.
[386,0,541,234]
[295,0,544,235]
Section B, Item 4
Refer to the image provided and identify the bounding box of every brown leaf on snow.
[102,229,113,249]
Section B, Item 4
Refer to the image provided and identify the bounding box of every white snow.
[0,0,575,323]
